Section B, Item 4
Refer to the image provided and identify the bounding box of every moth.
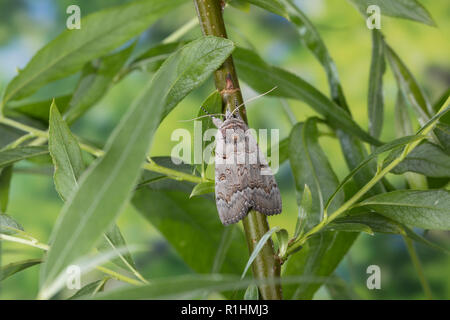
[207,80,282,225]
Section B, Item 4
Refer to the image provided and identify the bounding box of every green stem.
[284,104,446,259]
[194,0,282,300]
[403,236,433,299]
[0,116,203,184]
[0,233,144,287]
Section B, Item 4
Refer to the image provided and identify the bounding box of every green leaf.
[325,274,358,300]
[242,226,280,279]
[293,184,311,239]
[387,141,450,178]
[133,188,247,275]
[244,283,259,300]
[68,279,106,300]
[3,0,184,103]
[325,222,374,235]
[64,42,136,124]
[325,135,423,211]
[289,119,344,229]
[433,89,450,154]
[40,36,235,293]
[282,0,350,111]
[128,42,188,74]
[356,190,450,230]
[0,259,41,281]
[286,118,355,299]
[48,102,85,201]
[93,274,246,300]
[348,0,435,26]
[0,146,48,169]
[195,91,222,175]
[368,30,386,139]
[233,47,381,146]
[335,212,405,235]
[0,125,24,149]
[283,232,357,299]
[239,0,288,18]
[190,181,215,198]
[386,45,433,124]
[0,166,13,212]
[4,95,72,123]
[276,228,289,257]
[0,214,24,235]
[97,224,136,270]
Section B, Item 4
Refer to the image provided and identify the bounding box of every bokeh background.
[0,0,449,299]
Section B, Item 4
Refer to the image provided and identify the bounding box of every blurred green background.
[0,0,449,299]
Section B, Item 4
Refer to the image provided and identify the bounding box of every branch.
[194,0,282,300]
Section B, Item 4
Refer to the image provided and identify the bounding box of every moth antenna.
[231,86,278,116]
[178,113,226,122]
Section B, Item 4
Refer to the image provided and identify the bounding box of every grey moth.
[211,108,282,225]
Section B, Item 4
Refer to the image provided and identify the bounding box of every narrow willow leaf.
[0,258,41,281]
[244,283,259,300]
[356,190,450,230]
[239,0,288,18]
[326,274,358,300]
[233,47,381,146]
[283,232,357,299]
[293,184,311,239]
[347,0,435,26]
[386,45,433,124]
[325,135,423,212]
[133,188,247,275]
[282,0,350,110]
[128,42,188,74]
[48,102,85,201]
[65,42,136,124]
[289,119,344,228]
[4,95,72,123]
[268,136,289,166]
[368,30,385,139]
[196,91,222,175]
[387,142,450,178]
[68,279,106,300]
[276,228,289,257]
[0,166,13,212]
[337,132,385,197]
[325,222,374,236]
[41,36,235,291]
[97,224,136,271]
[190,181,215,198]
[433,89,450,154]
[0,214,24,235]
[286,118,357,299]
[403,226,449,255]
[3,0,184,103]
[335,212,405,235]
[0,146,48,169]
[241,227,280,279]
[0,125,24,149]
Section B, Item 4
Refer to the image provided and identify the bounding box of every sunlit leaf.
[348,0,435,26]
[40,36,235,292]
[3,0,184,103]
[0,146,48,169]
[356,190,450,230]
[48,102,85,201]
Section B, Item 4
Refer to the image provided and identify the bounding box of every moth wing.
[215,130,253,225]
[246,131,282,216]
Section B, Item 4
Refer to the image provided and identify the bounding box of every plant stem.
[0,116,203,184]
[194,0,282,300]
[283,104,447,259]
[0,233,144,286]
[403,236,433,299]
